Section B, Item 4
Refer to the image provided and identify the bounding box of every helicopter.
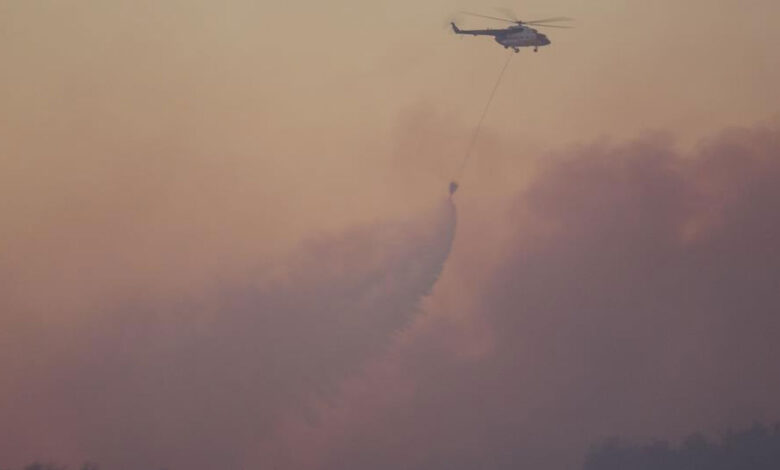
[451,11,573,53]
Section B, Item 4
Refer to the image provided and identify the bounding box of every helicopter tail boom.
[450,23,501,36]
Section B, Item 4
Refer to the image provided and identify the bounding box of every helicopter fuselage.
[451,23,551,51]
[497,27,550,48]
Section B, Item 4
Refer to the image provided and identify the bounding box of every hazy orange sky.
[2,1,780,469]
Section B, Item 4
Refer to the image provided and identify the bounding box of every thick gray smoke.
[0,199,456,470]
[292,124,780,470]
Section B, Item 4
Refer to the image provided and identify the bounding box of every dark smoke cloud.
[299,124,780,470]
[0,200,455,470]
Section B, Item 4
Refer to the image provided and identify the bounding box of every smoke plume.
[0,199,456,470]
[279,124,780,470]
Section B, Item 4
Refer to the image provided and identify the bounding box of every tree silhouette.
[584,423,780,470]
[23,464,66,470]
[7,463,99,470]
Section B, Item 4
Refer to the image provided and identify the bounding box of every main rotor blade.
[531,23,575,29]
[459,11,517,23]
[494,7,518,22]
[523,16,574,24]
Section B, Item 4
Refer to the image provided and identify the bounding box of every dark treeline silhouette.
[584,423,780,470]
[0,464,98,470]
[7,423,780,470]
[1,464,170,470]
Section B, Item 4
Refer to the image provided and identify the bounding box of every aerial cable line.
[454,54,513,182]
